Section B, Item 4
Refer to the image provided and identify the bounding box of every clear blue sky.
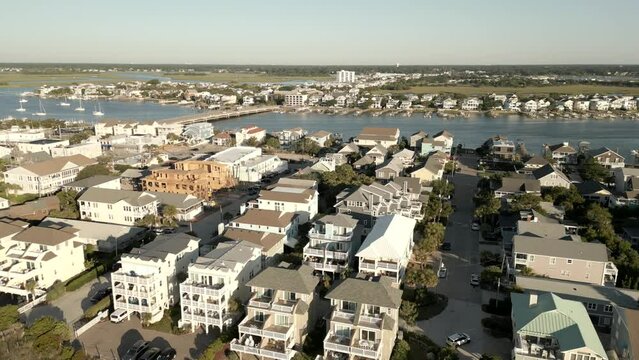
[2,0,638,65]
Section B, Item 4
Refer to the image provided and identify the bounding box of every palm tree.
[161,205,178,226]
[25,279,37,302]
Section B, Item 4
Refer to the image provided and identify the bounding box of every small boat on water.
[60,97,70,107]
[34,100,47,116]
[19,98,28,103]
[16,101,26,112]
[92,101,104,116]
[75,99,85,112]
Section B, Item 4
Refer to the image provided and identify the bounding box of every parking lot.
[79,317,215,360]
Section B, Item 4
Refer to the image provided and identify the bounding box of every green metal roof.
[511,292,607,359]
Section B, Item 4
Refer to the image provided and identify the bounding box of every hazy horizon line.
[2,62,639,67]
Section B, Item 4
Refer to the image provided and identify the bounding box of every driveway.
[24,274,111,326]
[79,317,215,360]
[417,154,511,359]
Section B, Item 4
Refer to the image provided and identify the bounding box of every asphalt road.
[418,154,511,359]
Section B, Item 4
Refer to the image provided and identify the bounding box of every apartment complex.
[111,233,200,323]
[228,208,299,248]
[354,128,400,148]
[249,178,318,224]
[284,94,308,107]
[78,188,204,226]
[336,70,356,83]
[303,214,361,276]
[3,154,96,195]
[0,219,85,298]
[335,181,424,223]
[231,264,319,360]
[322,276,401,360]
[142,160,234,200]
[511,292,608,360]
[356,214,416,283]
[208,146,288,183]
[179,240,262,333]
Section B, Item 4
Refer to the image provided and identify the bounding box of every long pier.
[166,106,280,125]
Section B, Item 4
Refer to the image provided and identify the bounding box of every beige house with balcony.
[321,276,402,360]
[303,214,361,277]
[511,235,618,286]
[231,264,319,360]
[0,219,85,299]
[179,240,262,333]
[111,233,200,323]
[356,214,416,284]
[511,292,608,360]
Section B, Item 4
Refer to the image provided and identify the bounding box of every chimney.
[563,141,569,146]
[529,294,538,307]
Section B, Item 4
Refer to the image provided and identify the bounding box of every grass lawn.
[373,84,639,96]
[143,306,187,335]
[166,72,332,83]
[0,72,127,88]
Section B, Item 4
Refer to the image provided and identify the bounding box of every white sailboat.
[16,101,26,112]
[60,97,70,107]
[19,98,28,103]
[74,99,85,112]
[92,101,104,116]
[34,100,47,116]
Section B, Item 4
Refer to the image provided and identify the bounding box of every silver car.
[446,332,471,347]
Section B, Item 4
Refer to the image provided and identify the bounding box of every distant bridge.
[167,106,280,125]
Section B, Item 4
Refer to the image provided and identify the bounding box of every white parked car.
[110,308,128,323]
[438,265,448,278]
[470,273,480,287]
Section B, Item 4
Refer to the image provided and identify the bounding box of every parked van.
[110,308,128,323]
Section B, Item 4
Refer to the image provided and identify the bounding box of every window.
[567,259,573,264]
[549,257,556,265]
[604,305,613,313]
[361,330,376,342]
[335,324,351,338]
[341,301,356,312]
[255,311,265,322]
[587,303,597,311]
[275,314,291,326]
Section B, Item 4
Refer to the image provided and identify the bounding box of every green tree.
[25,279,37,302]
[135,214,159,228]
[292,138,321,156]
[161,204,178,226]
[404,264,438,289]
[480,355,502,360]
[24,316,72,357]
[166,133,182,142]
[481,265,502,286]
[75,164,111,180]
[580,158,609,182]
[264,136,280,149]
[542,186,584,212]
[0,305,19,331]
[244,137,259,147]
[69,130,93,145]
[390,339,411,360]
[509,193,541,212]
[51,190,79,219]
[399,300,418,325]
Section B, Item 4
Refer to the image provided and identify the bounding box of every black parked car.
[139,347,161,360]
[122,340,149,360]
[89,287,112,303]
[157,347,177,360]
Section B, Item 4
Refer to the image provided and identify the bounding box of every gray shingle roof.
[247,264,317,294]
[326,276,402,309]
[513,235,609,262]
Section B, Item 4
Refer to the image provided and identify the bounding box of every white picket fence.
[74,310,108,338]
[17,295,47,314]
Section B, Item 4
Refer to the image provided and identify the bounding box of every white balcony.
[248,295,272,309]
[112,272,156,286]
[323,332,382,360]
[271,299,298,313]
[180,282,225,298]
[377,261,399,271]
[230,339,294,360]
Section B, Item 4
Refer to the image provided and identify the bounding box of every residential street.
[417,154,511,359]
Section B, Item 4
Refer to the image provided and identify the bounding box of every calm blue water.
[213,112,639,159]
[0,87,198,123]
[1,85,638,161]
